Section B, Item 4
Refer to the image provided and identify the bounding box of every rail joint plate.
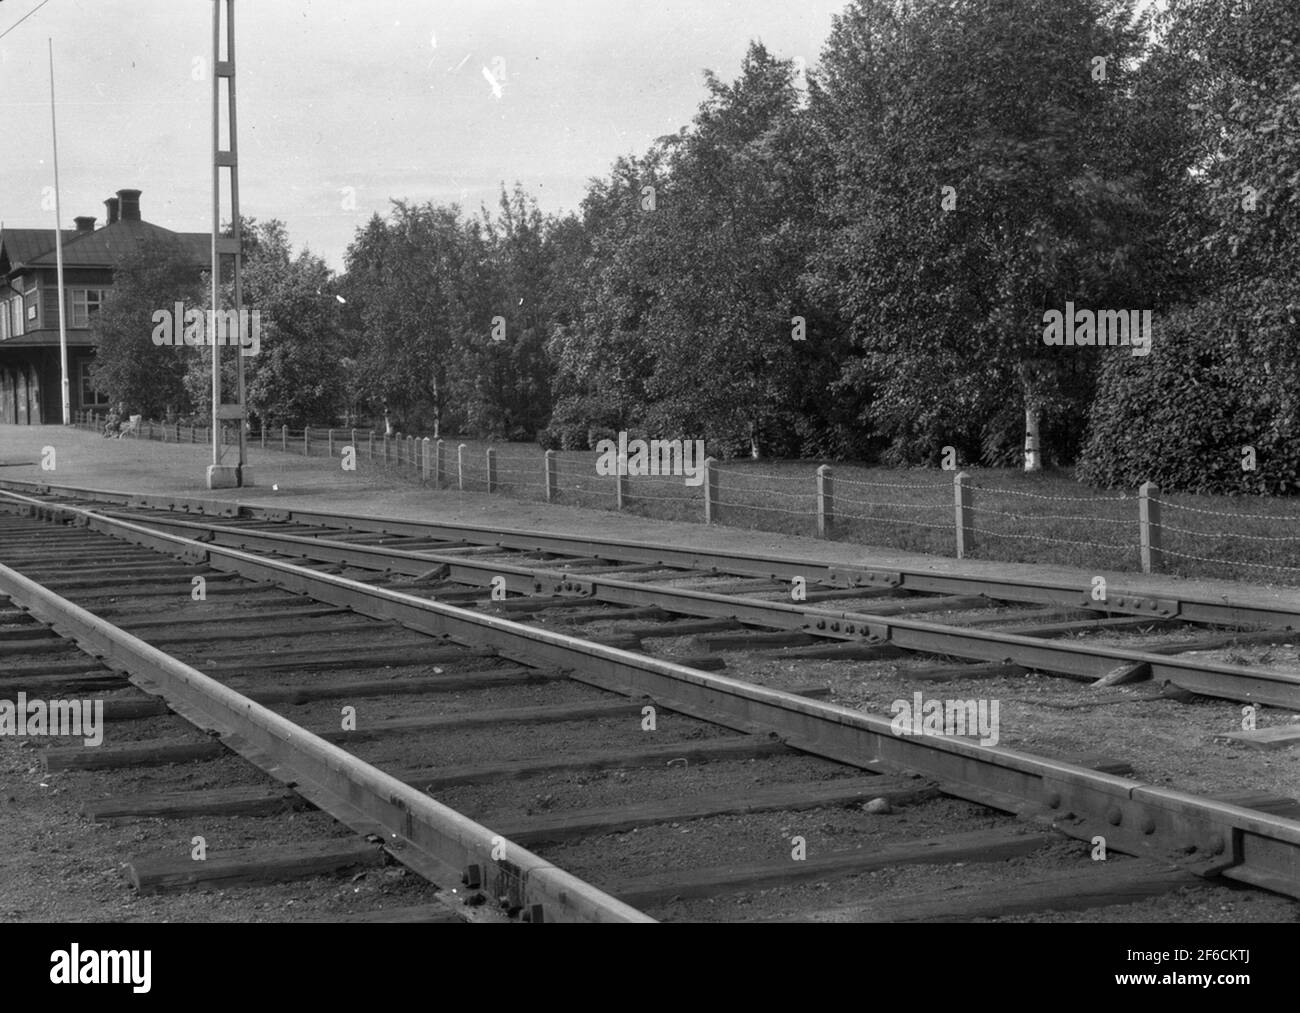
[826,568,902,589]
[803,614,888,641]
[1083,593,1180,618]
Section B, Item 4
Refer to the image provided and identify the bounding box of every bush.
[1077,301,1300,494]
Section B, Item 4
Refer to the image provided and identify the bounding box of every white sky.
[0,0,845,269]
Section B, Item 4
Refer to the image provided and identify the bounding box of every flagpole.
[48,37,70,425]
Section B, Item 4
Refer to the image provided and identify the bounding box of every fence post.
[304,427,311,456]
[816,465,834,539]
[407,435,415,469]
[954,471,974,559]
[280,425,287,452]
[351,429,357,457]
[545,450,558,502]
[1139,481,1162,573]
[419,437,430,482]
[458,443,467,490]
[368,430,375,459]
[703,457,719,524]
[615,453,629,510]
[327,428,334,457]
[485,447,498,493]
[432,439,444,488]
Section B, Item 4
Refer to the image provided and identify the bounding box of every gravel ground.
[1,427,1298,922]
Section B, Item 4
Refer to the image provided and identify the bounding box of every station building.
[0,189,208,424]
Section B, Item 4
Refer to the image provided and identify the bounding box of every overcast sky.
[0,0,846,269]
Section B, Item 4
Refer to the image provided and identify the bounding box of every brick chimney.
[117,188,142,222]
[74,216,96,233]
[104,196,120,225]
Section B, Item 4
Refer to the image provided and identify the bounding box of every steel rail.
[44,498,1300,711]
[0,562,650,924]
[5,491,1300,899]
[2,476,1295,630]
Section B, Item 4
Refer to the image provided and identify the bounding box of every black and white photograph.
[0,0,1293,986]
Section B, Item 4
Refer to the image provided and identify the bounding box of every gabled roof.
[0,220,210,276]
[0,228,79,275]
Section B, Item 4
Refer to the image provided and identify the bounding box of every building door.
[0,369,13,424]
[27,364,42,424]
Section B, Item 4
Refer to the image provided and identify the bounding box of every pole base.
[206,464,253,489]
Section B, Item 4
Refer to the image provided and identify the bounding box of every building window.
[10,295,22,337]
[70,289,108,328]
[79,361,109,407]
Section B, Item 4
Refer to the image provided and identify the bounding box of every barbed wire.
[713,497,816,519]
[1158,545,1300,573]
[710,466,815,485]
[714,485,813,504]
[1153,497,1300,522]
[1162,521,1300,541]
[625,489,701,504]
[839,496,950,511]
[971,484,1129,503]
[970,525,1133,552]
[835,475,950,492]
[837,508,955,532]
[967,504,1134,525]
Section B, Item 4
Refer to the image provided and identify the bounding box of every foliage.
[808,0,1164,467]
[90,235,203,416]
[1078,300,1300,494]
[181,220,347,429]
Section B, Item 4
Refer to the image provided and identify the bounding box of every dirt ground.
[3,424,1298,611]
[1,426,1298,923]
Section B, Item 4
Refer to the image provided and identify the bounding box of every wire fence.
[74,410,1300,586]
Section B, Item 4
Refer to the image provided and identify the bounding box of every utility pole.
[207,0,251,488]
[48,38,70,425]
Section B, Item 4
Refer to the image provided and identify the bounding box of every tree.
[639,43,832,458]
[546,151,666,447]
[548,43,843,457]
[183,220,347,429]
[90,234,204,418]
[809,0,1159,470]
[344,203,478,436]
[1077,0,1300,492]
[460,186,557,439]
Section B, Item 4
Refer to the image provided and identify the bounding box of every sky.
[0,0,848,270]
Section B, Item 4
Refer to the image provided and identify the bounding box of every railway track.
[2,487,1300,921]
[4,479,1300,710]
